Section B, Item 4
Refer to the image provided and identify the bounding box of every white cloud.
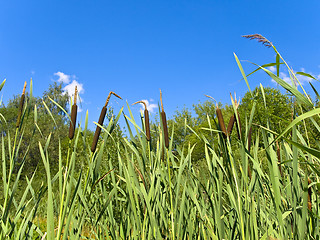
[54,71,71,84]
[271,68,318,86]
[53,71,85,111]
[268,66,276,73]
[137,99,158,113]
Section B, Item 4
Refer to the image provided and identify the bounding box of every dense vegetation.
[1,37,320,239]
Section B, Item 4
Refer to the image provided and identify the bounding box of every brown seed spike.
[69,86,78,139]
[91,91,122,152]
[216,107,227,139]
[132,101,151,141]
[160,90,169,148]
[308,178,312,211]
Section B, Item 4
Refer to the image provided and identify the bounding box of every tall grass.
[0,41,320,239]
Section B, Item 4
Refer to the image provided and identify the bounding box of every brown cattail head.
[242,34,273,48]
[144,109,150,141]
[16,81,27,128]
[91,106,107,152]
[91,91,122,153]
[160,90,169,148]
[216,107,227,139]
[69,86,78,139]
[230,93,242,140]
[132,101,151,141]
[308,178,312,211]
[227,114,235,136]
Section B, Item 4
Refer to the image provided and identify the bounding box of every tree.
[239,87,292,135]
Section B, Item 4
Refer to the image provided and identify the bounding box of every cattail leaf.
[272,107,320,145]
[260,83,266,108]
[234,52,252,96]
[42,99,57,127]
[0,79,6,92]
[276,53,280,77]
[259,66,313,108]
[296,71,317,80]
[309,82,320,101]
[48,96,71,122]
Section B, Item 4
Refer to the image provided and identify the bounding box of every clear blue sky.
[1,1,320,130]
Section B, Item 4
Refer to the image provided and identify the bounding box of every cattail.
[276,140,282,176]
[229,93,242,140]
[91,91,122,153]
[132,101,151,141]
[160,90,169,149]
[227,114,235,136]
[216,107,227,139]
[308,178,312,211]
[68,86,78,139]
[16,81,27,128]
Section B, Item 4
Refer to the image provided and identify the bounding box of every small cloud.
[268,66,276,73]
[271,68,318,86]
[31,70,35,75]
[137,99,158,113]
[53,71,85,112]
[54,71,71,84]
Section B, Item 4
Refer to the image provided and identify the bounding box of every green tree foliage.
[239,86,292,136]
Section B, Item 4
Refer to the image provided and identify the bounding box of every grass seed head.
[242,34,273,48]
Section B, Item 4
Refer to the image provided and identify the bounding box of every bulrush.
[132,100,151,141]
[205,95,227,139]
[91,91,122,153]
[16,81,27,128]
[308,178,312,211]
[229,93,242,140]
[160,90,169,149]
[68,86,78,140]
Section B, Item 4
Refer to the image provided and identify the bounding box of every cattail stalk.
[91,91,122,153]
[68,86,78,139]
[160,90,169,148]
[16,82,27,128]
[132,101,150,141]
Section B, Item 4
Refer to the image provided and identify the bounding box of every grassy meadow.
[1,36,320,239]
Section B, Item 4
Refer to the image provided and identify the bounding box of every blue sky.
[1,1,320,130]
